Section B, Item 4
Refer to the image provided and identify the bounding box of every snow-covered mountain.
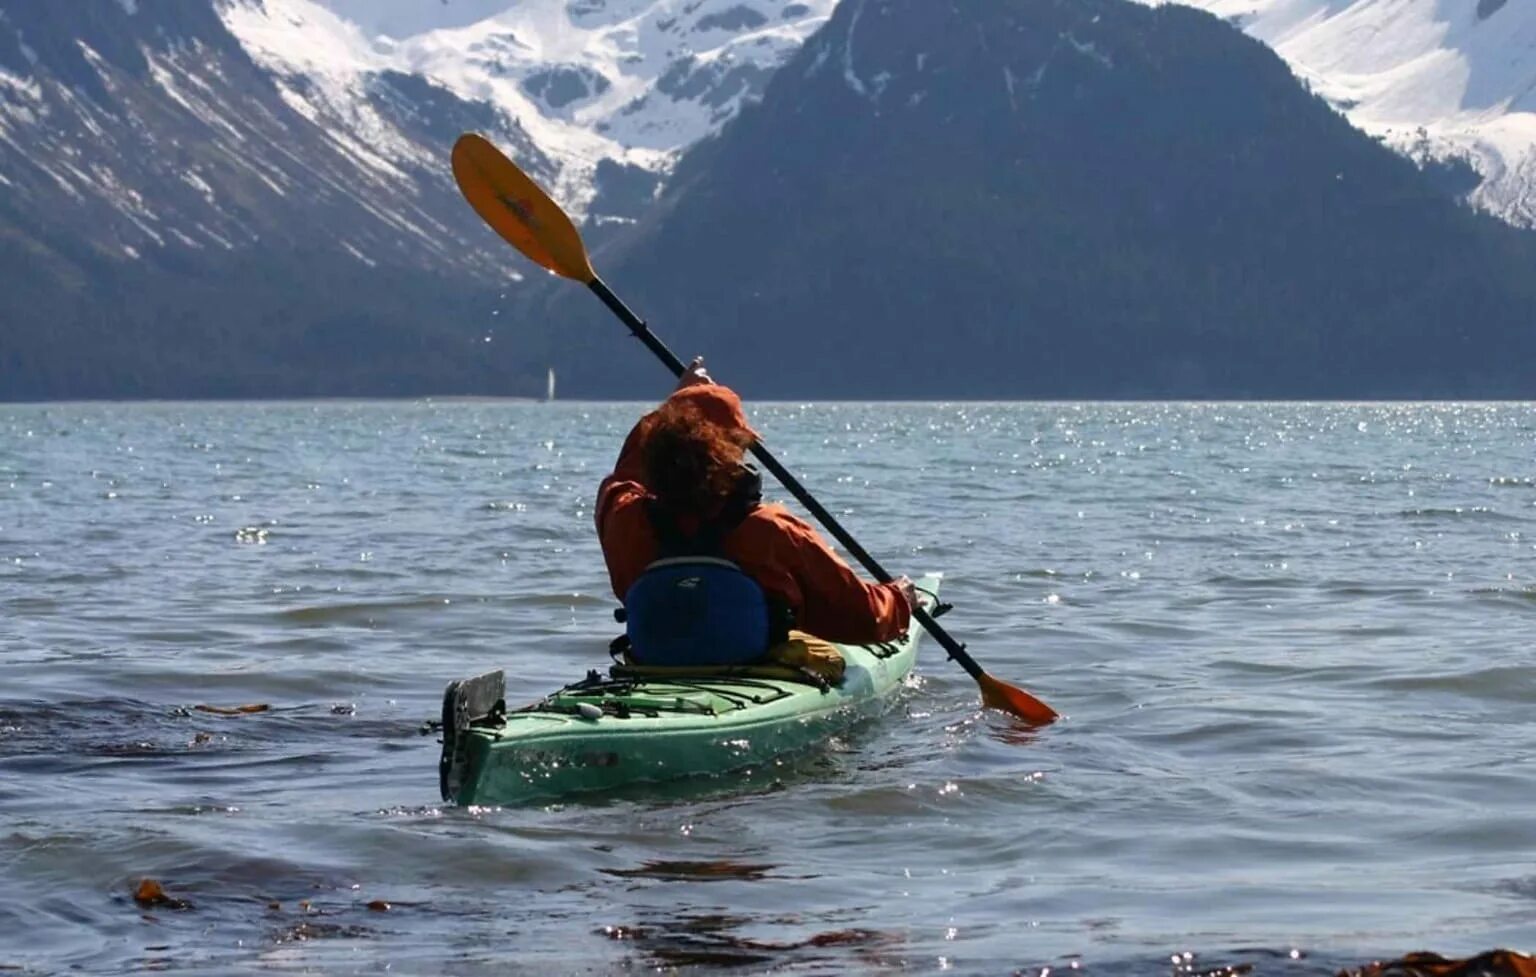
[536,0,1536,399]
[1156,0,1536,226]
[4,0,1534,400]
[0,0,832,283]
[223,0,835,213]
[6,0,1534,283]
[251,0,1536,227]
[0,0,837,397]
[0,0,537,280]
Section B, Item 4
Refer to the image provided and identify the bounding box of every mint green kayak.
[438,575,939,806]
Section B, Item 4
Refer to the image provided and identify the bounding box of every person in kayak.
[597,358,915,667]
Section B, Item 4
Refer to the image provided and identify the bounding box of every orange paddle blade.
[451,133,596,283]
[978,671,1059,726]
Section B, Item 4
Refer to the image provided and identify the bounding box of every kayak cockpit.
[435,577,937,806]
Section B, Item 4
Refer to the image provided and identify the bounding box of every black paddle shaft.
[587,277,985,681]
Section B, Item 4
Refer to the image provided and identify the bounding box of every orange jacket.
[595,384,910,645]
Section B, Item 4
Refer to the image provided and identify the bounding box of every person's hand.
[893,575,919,611]
[674,356,713,391]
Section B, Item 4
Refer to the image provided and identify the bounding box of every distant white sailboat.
[545,367,556,402]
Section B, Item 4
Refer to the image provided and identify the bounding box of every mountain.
[4,0,1536,399]
[215,0,1536,231]
[535,0,1536,400]
[0,0,831,399]
[1159,0,1536,229]
[0,0,541,398]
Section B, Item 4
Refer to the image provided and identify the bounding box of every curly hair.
[641,400,754,514]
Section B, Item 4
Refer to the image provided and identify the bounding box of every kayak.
[438,574,940,806]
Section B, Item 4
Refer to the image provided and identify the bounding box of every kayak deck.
[439,575,940,806]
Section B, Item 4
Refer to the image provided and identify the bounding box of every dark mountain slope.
[539,0,1536,399]
[0,0,542,399]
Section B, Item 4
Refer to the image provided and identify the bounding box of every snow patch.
[116,0,139,15]
[275,81,321,124]
[75,40,119,93]
[0,67,41,101]
[1137,0,1536,225]
[804,40,830,77]
[1063,33,1112,69]
[168,227,204,249]
[221,0,836,216]
[323,126,406,183]
[222,0,386,75]
[196,223,237,250]
[144,50,248,142]
[841,0,869,97]
[38,164,84,201]
[144,53,201,117]
[340,240,378,266]
[1027,57,1049,91]
[181,169,217,204]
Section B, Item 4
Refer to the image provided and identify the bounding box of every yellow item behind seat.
[612,630,846,687]
[764,631,846,684]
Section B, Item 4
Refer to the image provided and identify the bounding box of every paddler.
[597,358,916,669]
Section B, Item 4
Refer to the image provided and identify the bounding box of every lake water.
[2,400,1534,975]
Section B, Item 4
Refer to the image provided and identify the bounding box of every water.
[2,400,1534,975]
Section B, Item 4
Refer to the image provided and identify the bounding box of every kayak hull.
[439,575,939,806]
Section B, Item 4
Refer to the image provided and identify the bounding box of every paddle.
[450,133,1058,726]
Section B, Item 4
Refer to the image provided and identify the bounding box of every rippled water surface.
[2,400,1535,975]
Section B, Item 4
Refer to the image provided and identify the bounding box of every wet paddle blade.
[451,133,596,283]
[978,671,1059,726]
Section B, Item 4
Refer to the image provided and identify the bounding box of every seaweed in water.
[1339,950,1535,977]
